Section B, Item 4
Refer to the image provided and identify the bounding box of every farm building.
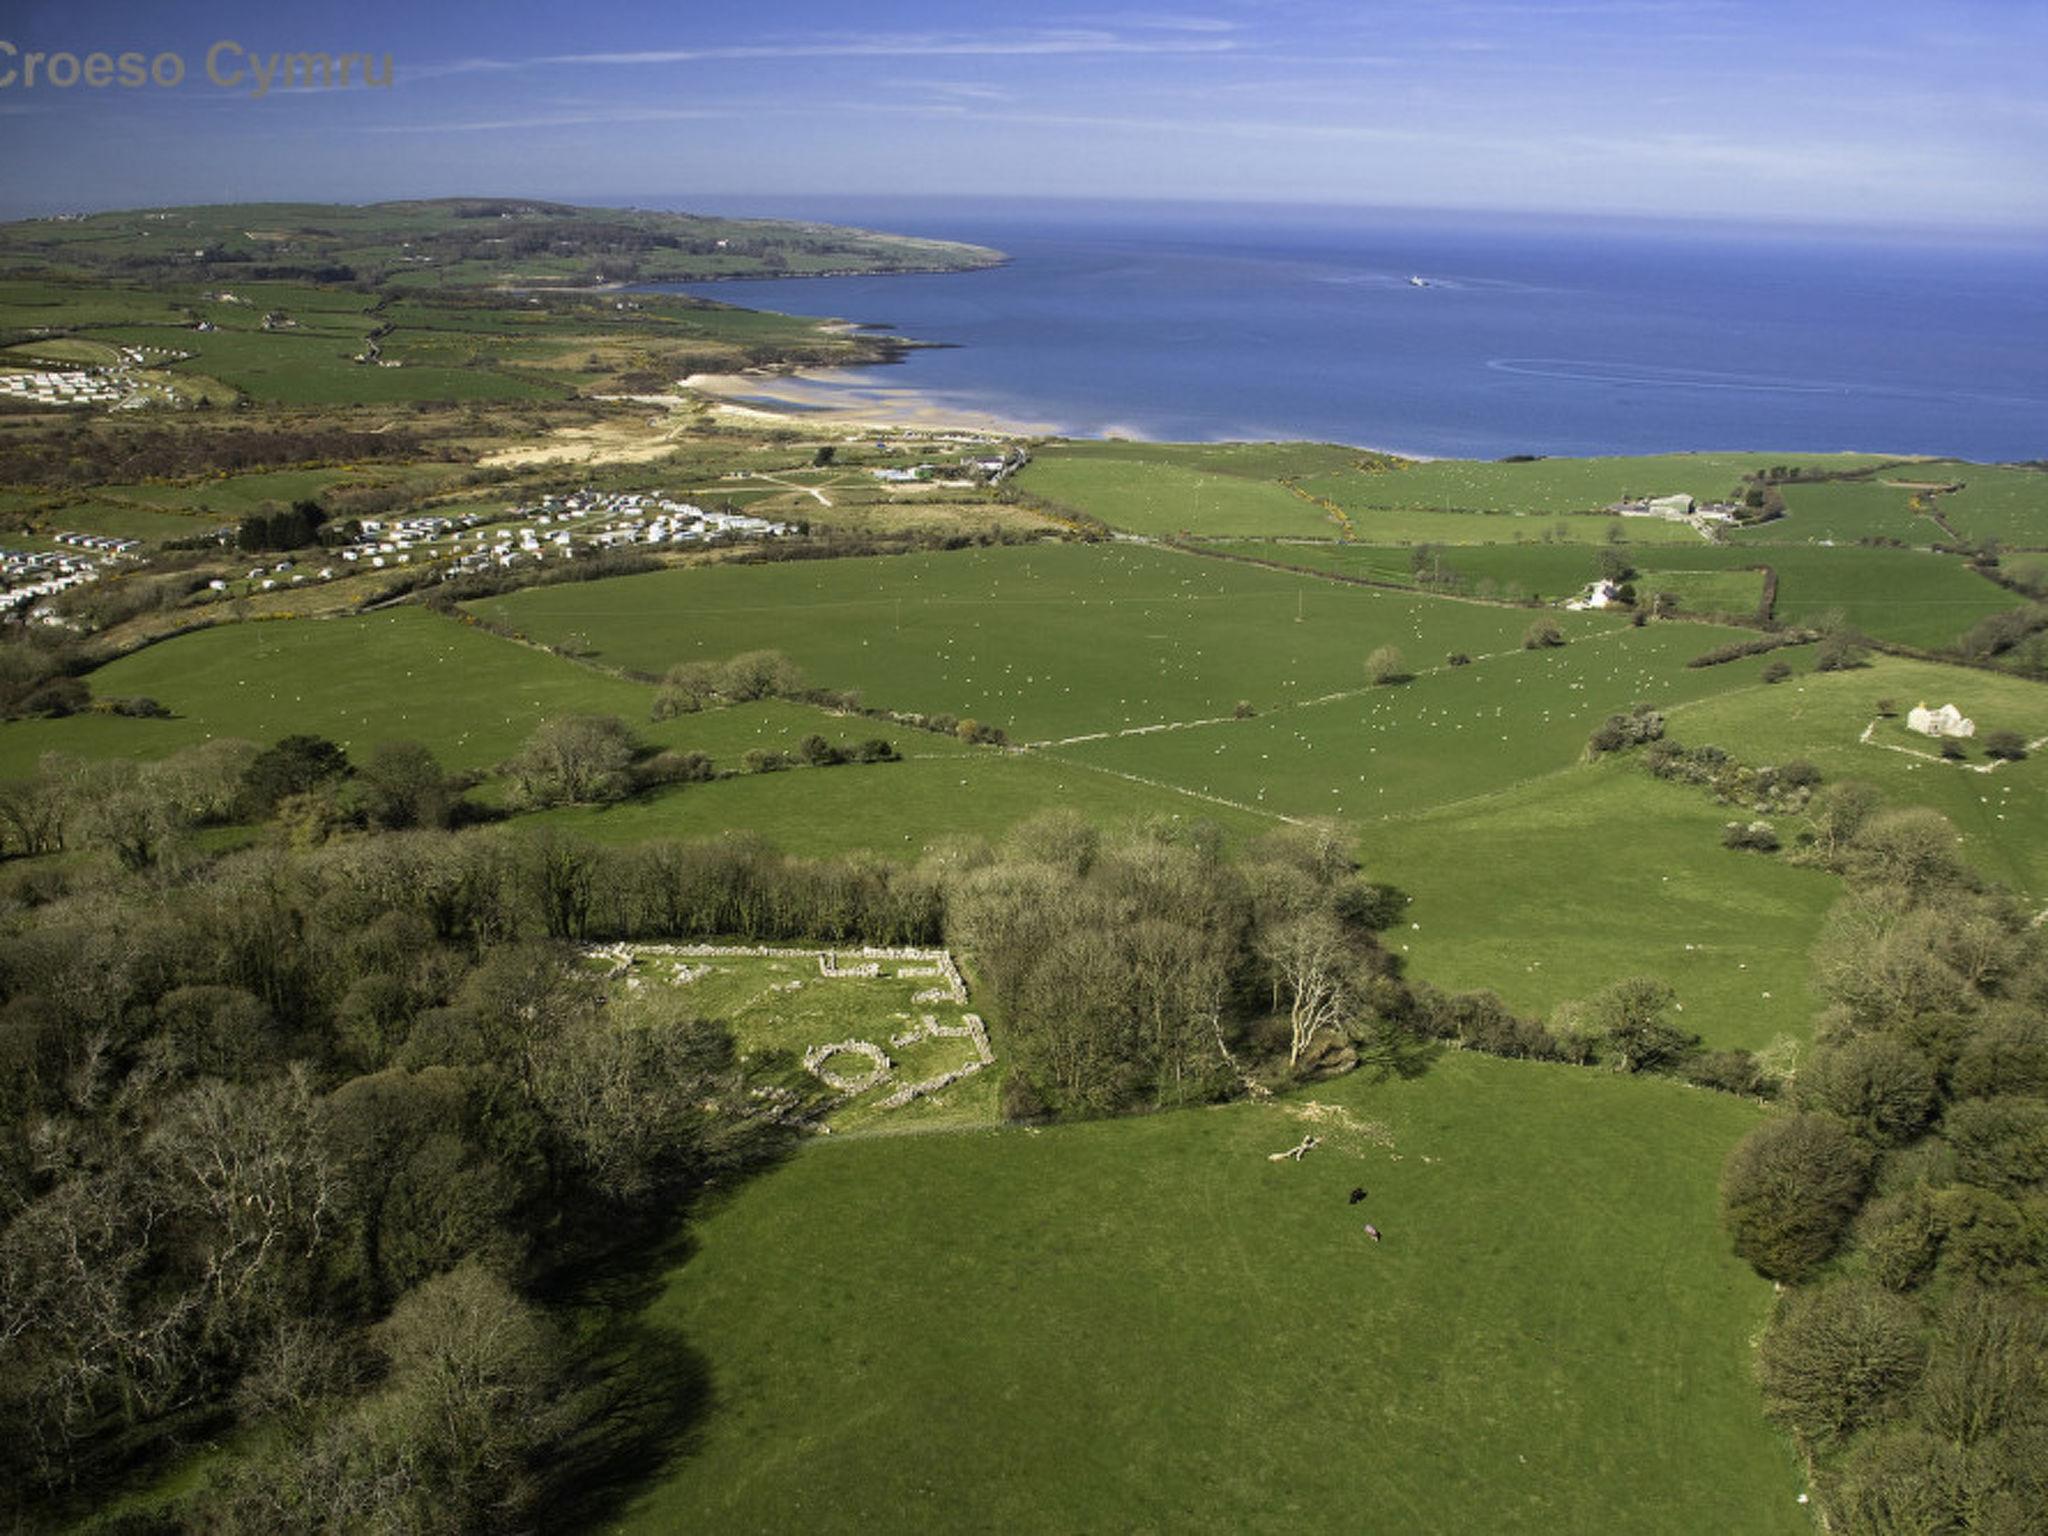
[1907,702,1975,738]
[1566,579,1623,611]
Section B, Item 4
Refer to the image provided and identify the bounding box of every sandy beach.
[681,368,1059,439]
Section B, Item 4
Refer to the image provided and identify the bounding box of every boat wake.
[1485,358,1851,396]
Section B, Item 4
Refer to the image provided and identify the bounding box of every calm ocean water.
[652,201,2047,461]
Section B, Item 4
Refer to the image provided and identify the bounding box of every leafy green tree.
[1930,1184,2032,1285]
[1798,1038,1937,1145]
[1952,1009,2048,1100]
[1365,645,1408,685]
[1917,1287,2048,1447]
[1582,976,1695,1073]
[1760,1279,1925,1445]
[652,658,725,717]
[719,649,803,702]
[1813,620,1871,672]
[357,740,453,830]
[1824,1427,1969,1535]
[1595,548,1635,584]
[241,734,351,818]
[1849,807,1977,896]
[1945,1096,2048,1195]
[1720,1112,1873,1280]
[796,733,843,767]
[238,497,328,552]
[1856,1187,1945,1292]
[507,716,635,807]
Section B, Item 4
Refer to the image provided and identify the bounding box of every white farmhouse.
[1907,702,1975,739]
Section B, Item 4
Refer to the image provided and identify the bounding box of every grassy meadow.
[0,609,655,774]
[1209,538,2023,650]
[1297,452,1907,514]
[1047,620,1760,820]
[1363,766,1835,1052]
[1896,461,2048,547]
[527,743,1276,857]
[469,544,1626,742]
[610,1051,1807,1535]
[1662,655,2048,898]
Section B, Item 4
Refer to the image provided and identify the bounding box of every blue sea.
[649,199,2047,461]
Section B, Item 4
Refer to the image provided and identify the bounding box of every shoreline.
[680,368,1060,439]
[679,365,1453,458]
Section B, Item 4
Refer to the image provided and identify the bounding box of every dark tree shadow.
[531,1223,714,1531]
[529,1123,807,1529]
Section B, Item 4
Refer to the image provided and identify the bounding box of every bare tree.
[1258,912,1354,1071]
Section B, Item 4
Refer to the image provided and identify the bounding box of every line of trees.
[1715,799,2048,1529]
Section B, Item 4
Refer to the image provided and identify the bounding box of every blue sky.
[1,0,2043,229]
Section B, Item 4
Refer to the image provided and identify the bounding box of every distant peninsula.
[0,197,1005,289]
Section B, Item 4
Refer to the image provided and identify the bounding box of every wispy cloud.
[1074,11,1243,31]
[357,106,733,134]
[413,26,1240,81]
[896,81,1018,103]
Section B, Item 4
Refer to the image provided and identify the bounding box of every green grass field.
[1222,539,2022,649]
[110,463,465,516]
[1644,568,1767,616]
[1694,546,2020,648]
[468,545,1626,742]
[1300,452,1906,517]
[96,323,568,405]
[1031,439,1368,480]
[1048,620,1758,821]
[18,503,221,545]
[1208,540,1768,614]
[1364,766,1834,1052]
[0,618,989,790]
[528,744,1275,856]
[0,610,664,775]
[1895,462,2048,547]
[1340,502,1704,547]
[1019,442,1763,546]
[1663,655,2048,897]
[1736,480,1929,545]
[609,1050,1806,1534]
[1020,454,1338,538]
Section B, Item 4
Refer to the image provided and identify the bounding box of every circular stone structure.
[804,1040,892,1093]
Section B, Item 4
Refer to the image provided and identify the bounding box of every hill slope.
[0,198,1004,288]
